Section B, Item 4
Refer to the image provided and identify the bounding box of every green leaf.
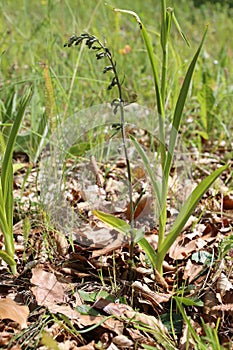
[92,210,132,235]
[0,87,32,275]
[157,163,228,268]
[197,84,215,132]
[112,7,166,165]
[164,27,208,178]
[175,296,204,307]
[93,210,157,270]
[0,249,16,269]
[138,237,158,271]
[171,10,190,47]
[75,305,99,316]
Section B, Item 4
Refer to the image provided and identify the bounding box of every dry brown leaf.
[106,343,119,350]
[91,235,125,258]
[31,268,65,306]
[45,303,80,319]
[132,281,171,306]
[101,302,133,317]
[52,231,69,255]
[183,259,203,282]
[223,195,233,210]
[98,301,169,337]
[0,297,29,329]
[0,331,12,347]
[125,195,153,220]
[125,309,168,333]
[76,314,123,335]
[203,290,220,318]
[169,234,213,260]
[112,334,134,347]
[217,273,233,297]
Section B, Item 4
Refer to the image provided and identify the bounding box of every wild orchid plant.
[64,1,228,277]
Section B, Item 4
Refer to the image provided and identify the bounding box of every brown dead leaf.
[212,303,233,312]
[169,229,215,260]
[76,314,123,335]
[91,234,126,258]
[132,281,171,307]
[99,302,133,317]
[0,297,29,329]
[45,303,80,319]
[52,231,69,255]
[223,195,233,210]
[125,195,153,220]
[96,301,169,337]
[183,259,203,282]
[203,289,221,319]
[112,334,134,347]
[31,268,65,306]
[217,273,233,297]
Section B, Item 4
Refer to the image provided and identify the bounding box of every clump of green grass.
[0,87,32,274]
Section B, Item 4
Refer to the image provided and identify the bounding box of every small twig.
[89,155,104,187]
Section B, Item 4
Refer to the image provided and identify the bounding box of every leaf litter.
[0,142,233,349]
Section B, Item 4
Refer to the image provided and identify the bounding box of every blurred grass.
[0,0,233,152]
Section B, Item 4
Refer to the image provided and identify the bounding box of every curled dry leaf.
[0,297,29,329]
[76,314,123,335]
[97,301,169,336]
[113,334,134,347]
[183,259,203,282]
[52,231,69,256]
[217,273,233,297]
[125,195,153,220]
[31,268,65,306]
[132,281,171,306]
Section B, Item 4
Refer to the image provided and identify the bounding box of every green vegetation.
[0,0,232,349]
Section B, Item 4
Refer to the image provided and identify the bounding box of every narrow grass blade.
[164,27,208,179]
[1,88,32,227]
[174,297,202,345]
[157,164,228,268]
[171,10,190,47]
[0,87,32,274]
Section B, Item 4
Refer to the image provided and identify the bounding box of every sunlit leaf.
[0,298,29,329]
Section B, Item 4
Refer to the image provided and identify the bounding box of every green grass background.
[0,0,233,154]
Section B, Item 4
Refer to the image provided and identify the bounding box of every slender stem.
[105,49,135,265]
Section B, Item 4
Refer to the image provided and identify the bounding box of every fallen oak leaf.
[96,301,170,336]
[31,268,65,306]
[0,297,29,329]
